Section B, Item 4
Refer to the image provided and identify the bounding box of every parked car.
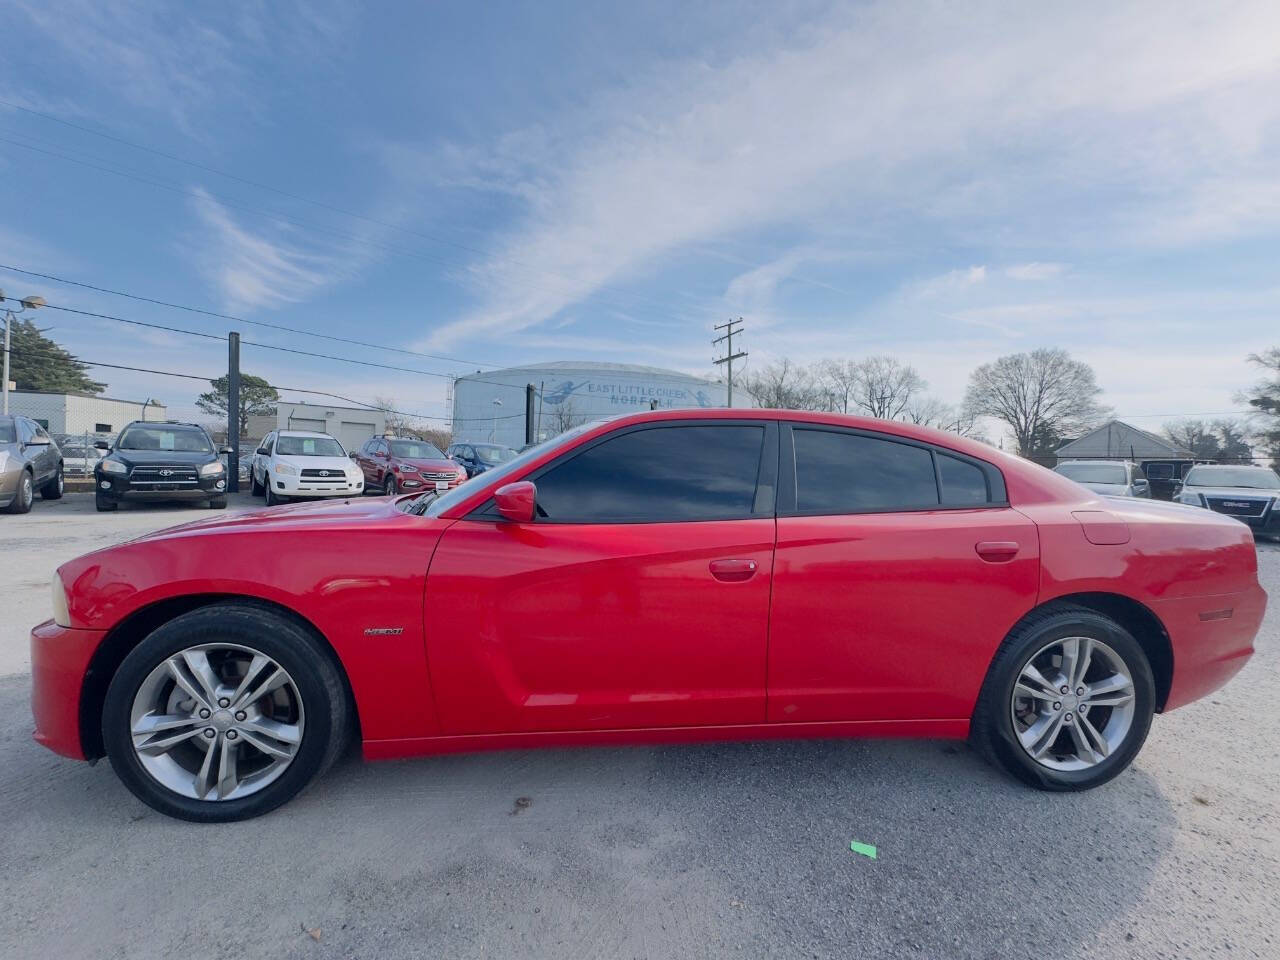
[58,440,105,477]
[352,435,467,496]
[250,430,363,505]
[1172,464,1280,540]
[0,414,63,513]
[1053,460,1150,498]
[446,441,519,478]
[93,421,230,512]
[31,409,1267,821]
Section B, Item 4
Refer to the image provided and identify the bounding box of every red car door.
[767,424,1039,724]
[425,421,778,734]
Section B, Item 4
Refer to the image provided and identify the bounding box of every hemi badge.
[363,627,404,636]
[1198,609,1233,622]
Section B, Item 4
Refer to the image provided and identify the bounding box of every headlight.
[99,458,127,475]
[397,465,418,473]
[274,462,297,476]
[198,461,225,477]
[51,572,71,628]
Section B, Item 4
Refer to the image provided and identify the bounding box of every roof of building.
[456,360,720,382]
[11,389,165,406]
[1055,420,1196,460]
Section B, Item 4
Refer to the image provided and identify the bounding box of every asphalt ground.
[1,493,1277,958]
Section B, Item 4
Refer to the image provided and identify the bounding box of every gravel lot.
[1,494,1277,959]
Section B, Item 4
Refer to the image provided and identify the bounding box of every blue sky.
[1,1,1277,435]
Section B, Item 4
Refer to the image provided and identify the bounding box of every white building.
[268,401,386,452]
[8,391,167,437]
[452,361,742,447]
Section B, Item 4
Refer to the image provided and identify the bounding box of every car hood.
[109,448,216,464]
[397,457,461,471]
[131,494,407,543]
[1183,486,1280,500]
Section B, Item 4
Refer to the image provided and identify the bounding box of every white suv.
[251,430,363,505]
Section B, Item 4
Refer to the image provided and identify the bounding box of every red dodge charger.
[31,409,1267,821]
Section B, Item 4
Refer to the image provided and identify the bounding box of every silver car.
[1173,464,1280,540]
[0,415,64,514]
[1052,459,1151,497]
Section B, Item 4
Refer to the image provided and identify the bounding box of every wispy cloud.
[186,189,337,312]
[412,0,1280,348]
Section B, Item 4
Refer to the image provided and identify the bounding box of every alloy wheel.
[1010,636,1136,772]
[129,643,305,801]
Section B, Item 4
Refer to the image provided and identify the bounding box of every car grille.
[129,464,199,487]
[421,471,460,481]
[300,468,348,484]
[1205,496,1270,518]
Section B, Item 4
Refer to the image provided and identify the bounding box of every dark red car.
[31,410,1266,821]
[351,435,466,496]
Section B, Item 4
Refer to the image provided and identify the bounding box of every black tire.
[250,470,263,497]
[95,492,118,512]
[41,464,64,500]
[208,495,228,510]
[265,484,285,506]
[5,470,34,513]
[385,476,397,496]
[970,604,1155,791]
[101,603,348,822]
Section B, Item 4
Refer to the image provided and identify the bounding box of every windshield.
[0,420,15,444]
[276,435,346,457]
[1055,462,1127,484]
[118,425,212,453]
[389,440,445,459]
[424,422,601,517]
[1185,466,1280,489]
[473,444,517,463]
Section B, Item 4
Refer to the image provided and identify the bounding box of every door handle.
[975,541,1019,562]
[709,558,758,582]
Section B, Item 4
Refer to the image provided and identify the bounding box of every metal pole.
[525,384,535,446]
[726,323,733,407]
[227,332,240,493]
[2,310,10,415]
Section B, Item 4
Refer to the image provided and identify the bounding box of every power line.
[0,262,497,368]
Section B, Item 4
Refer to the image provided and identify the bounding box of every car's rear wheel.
[41,464,64,500]
[971,605,1155,791]
[102,604,348,822]
[5,470,34,514]
[250,470,263,496]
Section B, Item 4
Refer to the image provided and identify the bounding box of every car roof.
[122,420,205,430]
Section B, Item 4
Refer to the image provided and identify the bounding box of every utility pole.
[712,317,747,407]
[227,332,241,493]
[524,384,536,446]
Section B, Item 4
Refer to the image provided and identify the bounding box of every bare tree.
[963,348,1106,457]
[373,395,413,436]
[902,394,951,428]
[816,359,860,413]
[849,356,926,420]
[739,359,825,409]
[1164,419,1221,460]
[1240,347,1280,470]
[548,398,586,436]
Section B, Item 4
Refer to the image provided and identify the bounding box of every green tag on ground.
[849,840,877,859]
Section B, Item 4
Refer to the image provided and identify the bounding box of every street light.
[1,291,46,415]
[490,398,502,442]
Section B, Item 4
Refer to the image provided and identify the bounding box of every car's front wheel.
[102,604,348,821]
[5,470,33,513]
[385,476,397,496]
[971,605,1155,791]
[265,484,285,507]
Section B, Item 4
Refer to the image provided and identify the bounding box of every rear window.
[1054,462,1127,484]
[793,429,939,513]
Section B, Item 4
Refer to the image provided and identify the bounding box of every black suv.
[94,421,232,512]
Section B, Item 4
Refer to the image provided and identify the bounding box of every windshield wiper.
[404,491,439,516]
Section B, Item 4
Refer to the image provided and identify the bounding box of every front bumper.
[271,473,364,498]
[30,619,107,760]
[96,472,227,501]
[390,473,465,493]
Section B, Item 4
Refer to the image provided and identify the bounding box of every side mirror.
[94,440,110,450]
[256,447,269,456]
[494,481,536,523]
[26,436,51,446]
[219,446,233,455]
[349,451,359,460]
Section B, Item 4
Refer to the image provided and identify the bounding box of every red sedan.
[31,410,1266,821]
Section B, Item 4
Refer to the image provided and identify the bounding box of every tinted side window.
[793,429,939,513]
[938,453,989,505]
[536,425,764,522]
